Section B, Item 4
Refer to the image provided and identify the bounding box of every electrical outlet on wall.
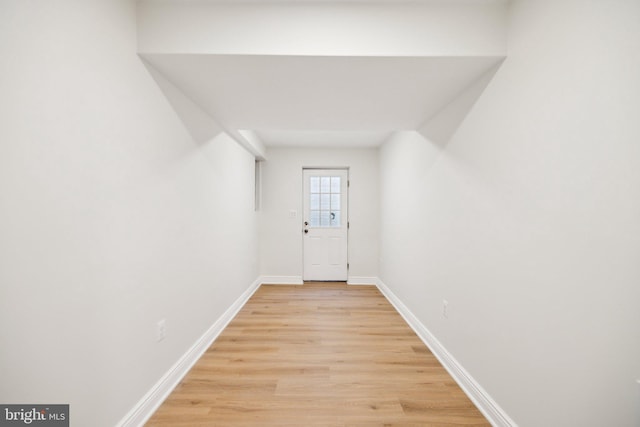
[443,300,449,319]
[156,319,166,342]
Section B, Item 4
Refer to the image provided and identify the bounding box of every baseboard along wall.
[346,276,378,285]
[260,276,377,285]
[115,277,262,427]
[375,278,517,427]
[116,275,515,427]
[259,275,304,285]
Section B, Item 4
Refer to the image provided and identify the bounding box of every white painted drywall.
[137,1,507,56]
[0,1,258,426]
[259,148,379,281]
[379,1,640,426]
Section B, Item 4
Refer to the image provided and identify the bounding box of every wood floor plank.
[145,282,489,426]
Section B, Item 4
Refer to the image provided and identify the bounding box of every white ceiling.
[141,0,507,4]
[255,130,393,148]
[142,54,503,147]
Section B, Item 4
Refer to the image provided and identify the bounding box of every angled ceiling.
[141,54,504,131]
[137,1,508,151]
[255,130,393,149]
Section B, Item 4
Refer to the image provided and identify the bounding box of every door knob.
[304,229,309,234]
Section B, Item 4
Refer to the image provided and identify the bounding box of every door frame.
[301,167,349,282]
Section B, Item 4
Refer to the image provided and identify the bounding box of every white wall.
[137,0,507,56]
[259,148,379,282]
[0,1,258,426]
[379,1,640,426]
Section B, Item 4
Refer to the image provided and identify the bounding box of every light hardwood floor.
[146,282,489,426]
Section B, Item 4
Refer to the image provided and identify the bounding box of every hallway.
[1,1,639,426]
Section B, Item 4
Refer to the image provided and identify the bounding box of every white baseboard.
[261,276,376,285]
[375,278,517,427]
[260,275,303,285]
[116,275,514,427]
[347,276,378,285]
[115,277,262,427]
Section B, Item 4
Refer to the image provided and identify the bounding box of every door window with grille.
[308,176,341,228]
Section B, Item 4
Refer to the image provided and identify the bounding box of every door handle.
[304,229,309,234]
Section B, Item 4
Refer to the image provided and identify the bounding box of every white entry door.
[303,169,349,281]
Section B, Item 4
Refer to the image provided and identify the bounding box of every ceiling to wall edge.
[141,53,506,155]
[137,0,508,153]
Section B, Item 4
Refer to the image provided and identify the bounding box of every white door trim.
[302,168,349,281]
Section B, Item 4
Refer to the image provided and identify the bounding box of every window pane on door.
[320,177,331,193]
[309,175,342,228]
[310,177,320,193]
[320,194,330,210]
[310,210,320,227]
[310,194,320,210]
[320,211,331,227]
[331,177,340,193]
[330,211,340,227]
